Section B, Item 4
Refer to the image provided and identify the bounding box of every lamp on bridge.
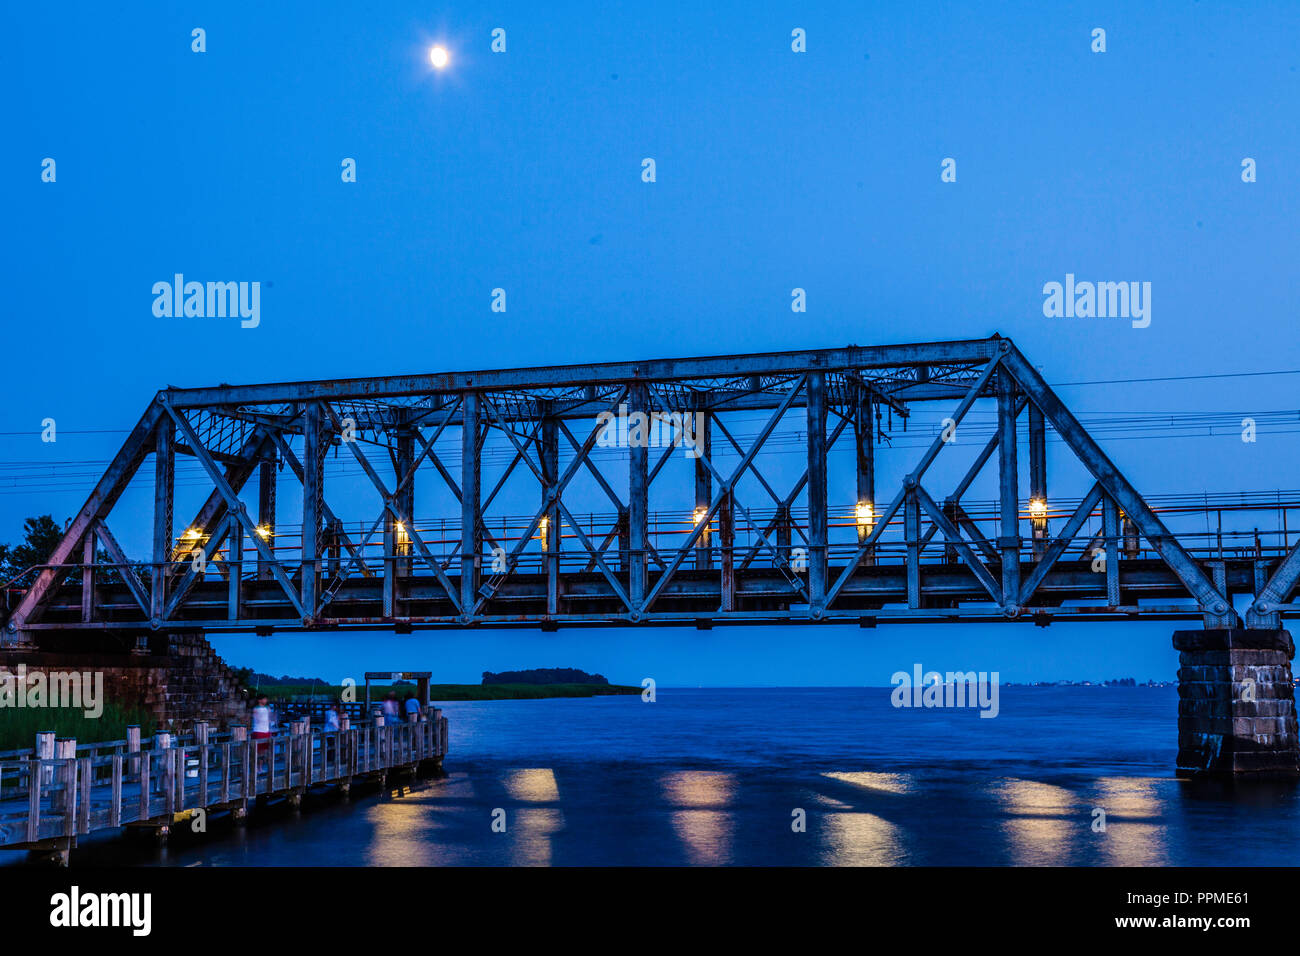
[692,506,710,539]
[855,500,875,544]
[538,515,550,552]
[1028,498,1049,555]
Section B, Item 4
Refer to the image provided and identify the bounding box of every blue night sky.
[5,1,1300,685]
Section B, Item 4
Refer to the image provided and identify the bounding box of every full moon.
[429,45,449,69]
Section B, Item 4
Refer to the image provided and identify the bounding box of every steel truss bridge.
[6,335,1300,643]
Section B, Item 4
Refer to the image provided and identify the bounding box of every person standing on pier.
[404,692,421,723]
[323,698,341,766]
[381,691,400,725]
[251,694,273,776]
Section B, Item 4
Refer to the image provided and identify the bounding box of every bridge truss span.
[6,335,1299,642]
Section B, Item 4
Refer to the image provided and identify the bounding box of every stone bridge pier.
[0,631,249,730]
[1173,628,1300,777]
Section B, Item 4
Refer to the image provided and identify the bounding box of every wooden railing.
[0,712,448,851]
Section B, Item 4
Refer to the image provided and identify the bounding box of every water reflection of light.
[505,768,560,802]
[363,774,472,866]
[661,770,735,807]
[364,800,438,866]
[500,770,564,864]
[821,771,915,795]
[811,793,853,809]
[662,772,736,864]
[510,808,565,866]
[671,810,733,865]
[1093,777,1168,867]
[993,778,1078,866]
[821,811,906,866]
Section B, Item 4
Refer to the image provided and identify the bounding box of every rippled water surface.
[69,687,1300,866]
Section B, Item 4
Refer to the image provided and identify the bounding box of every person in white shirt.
[250,693,273,777]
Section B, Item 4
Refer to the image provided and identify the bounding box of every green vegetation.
[0,513,145,588]
[0,515,68,586]
[0,702,157,752]
[256,682,641,702]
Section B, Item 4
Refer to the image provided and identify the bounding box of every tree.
[0,514,146,591]
[0,515,66,584]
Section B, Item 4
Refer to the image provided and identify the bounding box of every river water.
[67,687,1300,866]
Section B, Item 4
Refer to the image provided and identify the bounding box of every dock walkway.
[0,711,448,864]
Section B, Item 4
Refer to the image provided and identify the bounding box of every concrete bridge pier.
[1173,628,1300,777]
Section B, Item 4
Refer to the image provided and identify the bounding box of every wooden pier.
[0,711,448,864]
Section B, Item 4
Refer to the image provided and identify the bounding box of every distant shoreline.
[258,682,643,702]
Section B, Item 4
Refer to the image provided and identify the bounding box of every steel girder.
[1,336,1257,642]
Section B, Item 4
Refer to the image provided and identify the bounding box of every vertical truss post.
[806,372,828,611]
[694,406,713,571]
[257,453,277,581]
[997,369,1021,611]
[628,383,649,613]
[1029,402,1048,558]
[151,415,175,623]
[776,505,791,561]
[383,466,397,617]
[540,405,560,616]
[396,421,415,578]
[1102,494,1120,606]
[382,528,395,615]
[301,403,323,618]
[327,519,341,582]
[228,518,242,620]
[905,490,921,608]
[854,386,875,565]
[719,440,735,612]
[460,392,481,618]
[80,529,95,623]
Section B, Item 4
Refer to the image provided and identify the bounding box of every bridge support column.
[151,415,175,622]
[301,403,323,617]
[257,455,277,581]
[854,386,875,566]
[806,372,827,611]
[1173,628,1300,777]
[694,408,712,571]
[628,383,649,613]
[540,407,560,616]
[460,393,481,617]
[396,423,415,578]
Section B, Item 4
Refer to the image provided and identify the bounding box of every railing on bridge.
[5,336,1300,634]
